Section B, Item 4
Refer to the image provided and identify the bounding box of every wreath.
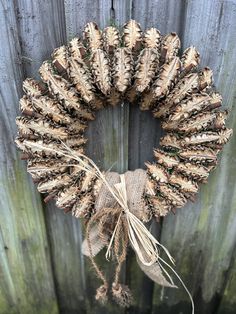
[15,20,232,309]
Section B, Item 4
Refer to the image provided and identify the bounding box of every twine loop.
[24,141,194,312]
[105,174,174,266]
[85,203,131,306]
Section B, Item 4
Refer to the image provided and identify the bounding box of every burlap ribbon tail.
[82,169,177,306]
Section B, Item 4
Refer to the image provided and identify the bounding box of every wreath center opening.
[84,102,164,173]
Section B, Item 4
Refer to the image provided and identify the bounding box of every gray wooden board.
[126,2,185,313]
[152,1,236,314]
[217,248,236,314]
[129,0,186,170]
[65,1,128,313]
[0,1,58,313]
[44,201,86,314]
[14,0,89,313]
[0,0,236,313]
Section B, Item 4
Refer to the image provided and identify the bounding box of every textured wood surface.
[152,1,236,314]
[0,1,58,313]
[14,2,87,313]
[65,2,127,313]
[127,3,185,313]
[0,0,236,314]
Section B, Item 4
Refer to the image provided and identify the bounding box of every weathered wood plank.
[126,2,185,314]
[152,1,236,313]
[113,0,132,26]
[217,250,236,314]
[14,1,88,313]
[0,1,58,313]
[64,1,130,313]
[44,202,87,314]
[64,0,111,39]
[129,0,185,170]
[15,0,66,76]
[1,1,236,314]
[132,0,186,36]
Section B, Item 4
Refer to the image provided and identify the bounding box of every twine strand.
[27,141,194,313]
[85,211,108,287]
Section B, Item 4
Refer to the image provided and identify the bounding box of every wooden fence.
[0,0,236,313]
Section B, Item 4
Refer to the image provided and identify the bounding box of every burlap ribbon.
[82,169,176,306]
[26,141,192,311]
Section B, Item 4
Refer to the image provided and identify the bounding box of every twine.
[85,206,130,305]
[105,174,174,266]
[26,141,194,313]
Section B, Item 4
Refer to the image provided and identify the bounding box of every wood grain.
[0,1,58,313]
[129,0,185,170]
[0,0,236,313]
[14,0,88,312]
[65,1,129,313]
[152,1,236,314]
[125,2,185,314]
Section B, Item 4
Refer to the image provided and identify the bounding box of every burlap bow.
[23,142,193,311]
[82,169,177,307]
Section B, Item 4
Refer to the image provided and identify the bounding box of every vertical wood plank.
[64,1,129,313]
[152,1,236,313]
[0,1,59,313]
[126,2,185,314]
[217,251,236,314]
[129,0,185,170]
[113,0,132,26]
[65,0,129,173]
[15,0,66,76]
[44,202,87,314]
[0,1,235,314]
[64,2,111,313]
[14,1,89,313]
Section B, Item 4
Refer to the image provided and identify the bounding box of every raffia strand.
[27,141,194,314]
